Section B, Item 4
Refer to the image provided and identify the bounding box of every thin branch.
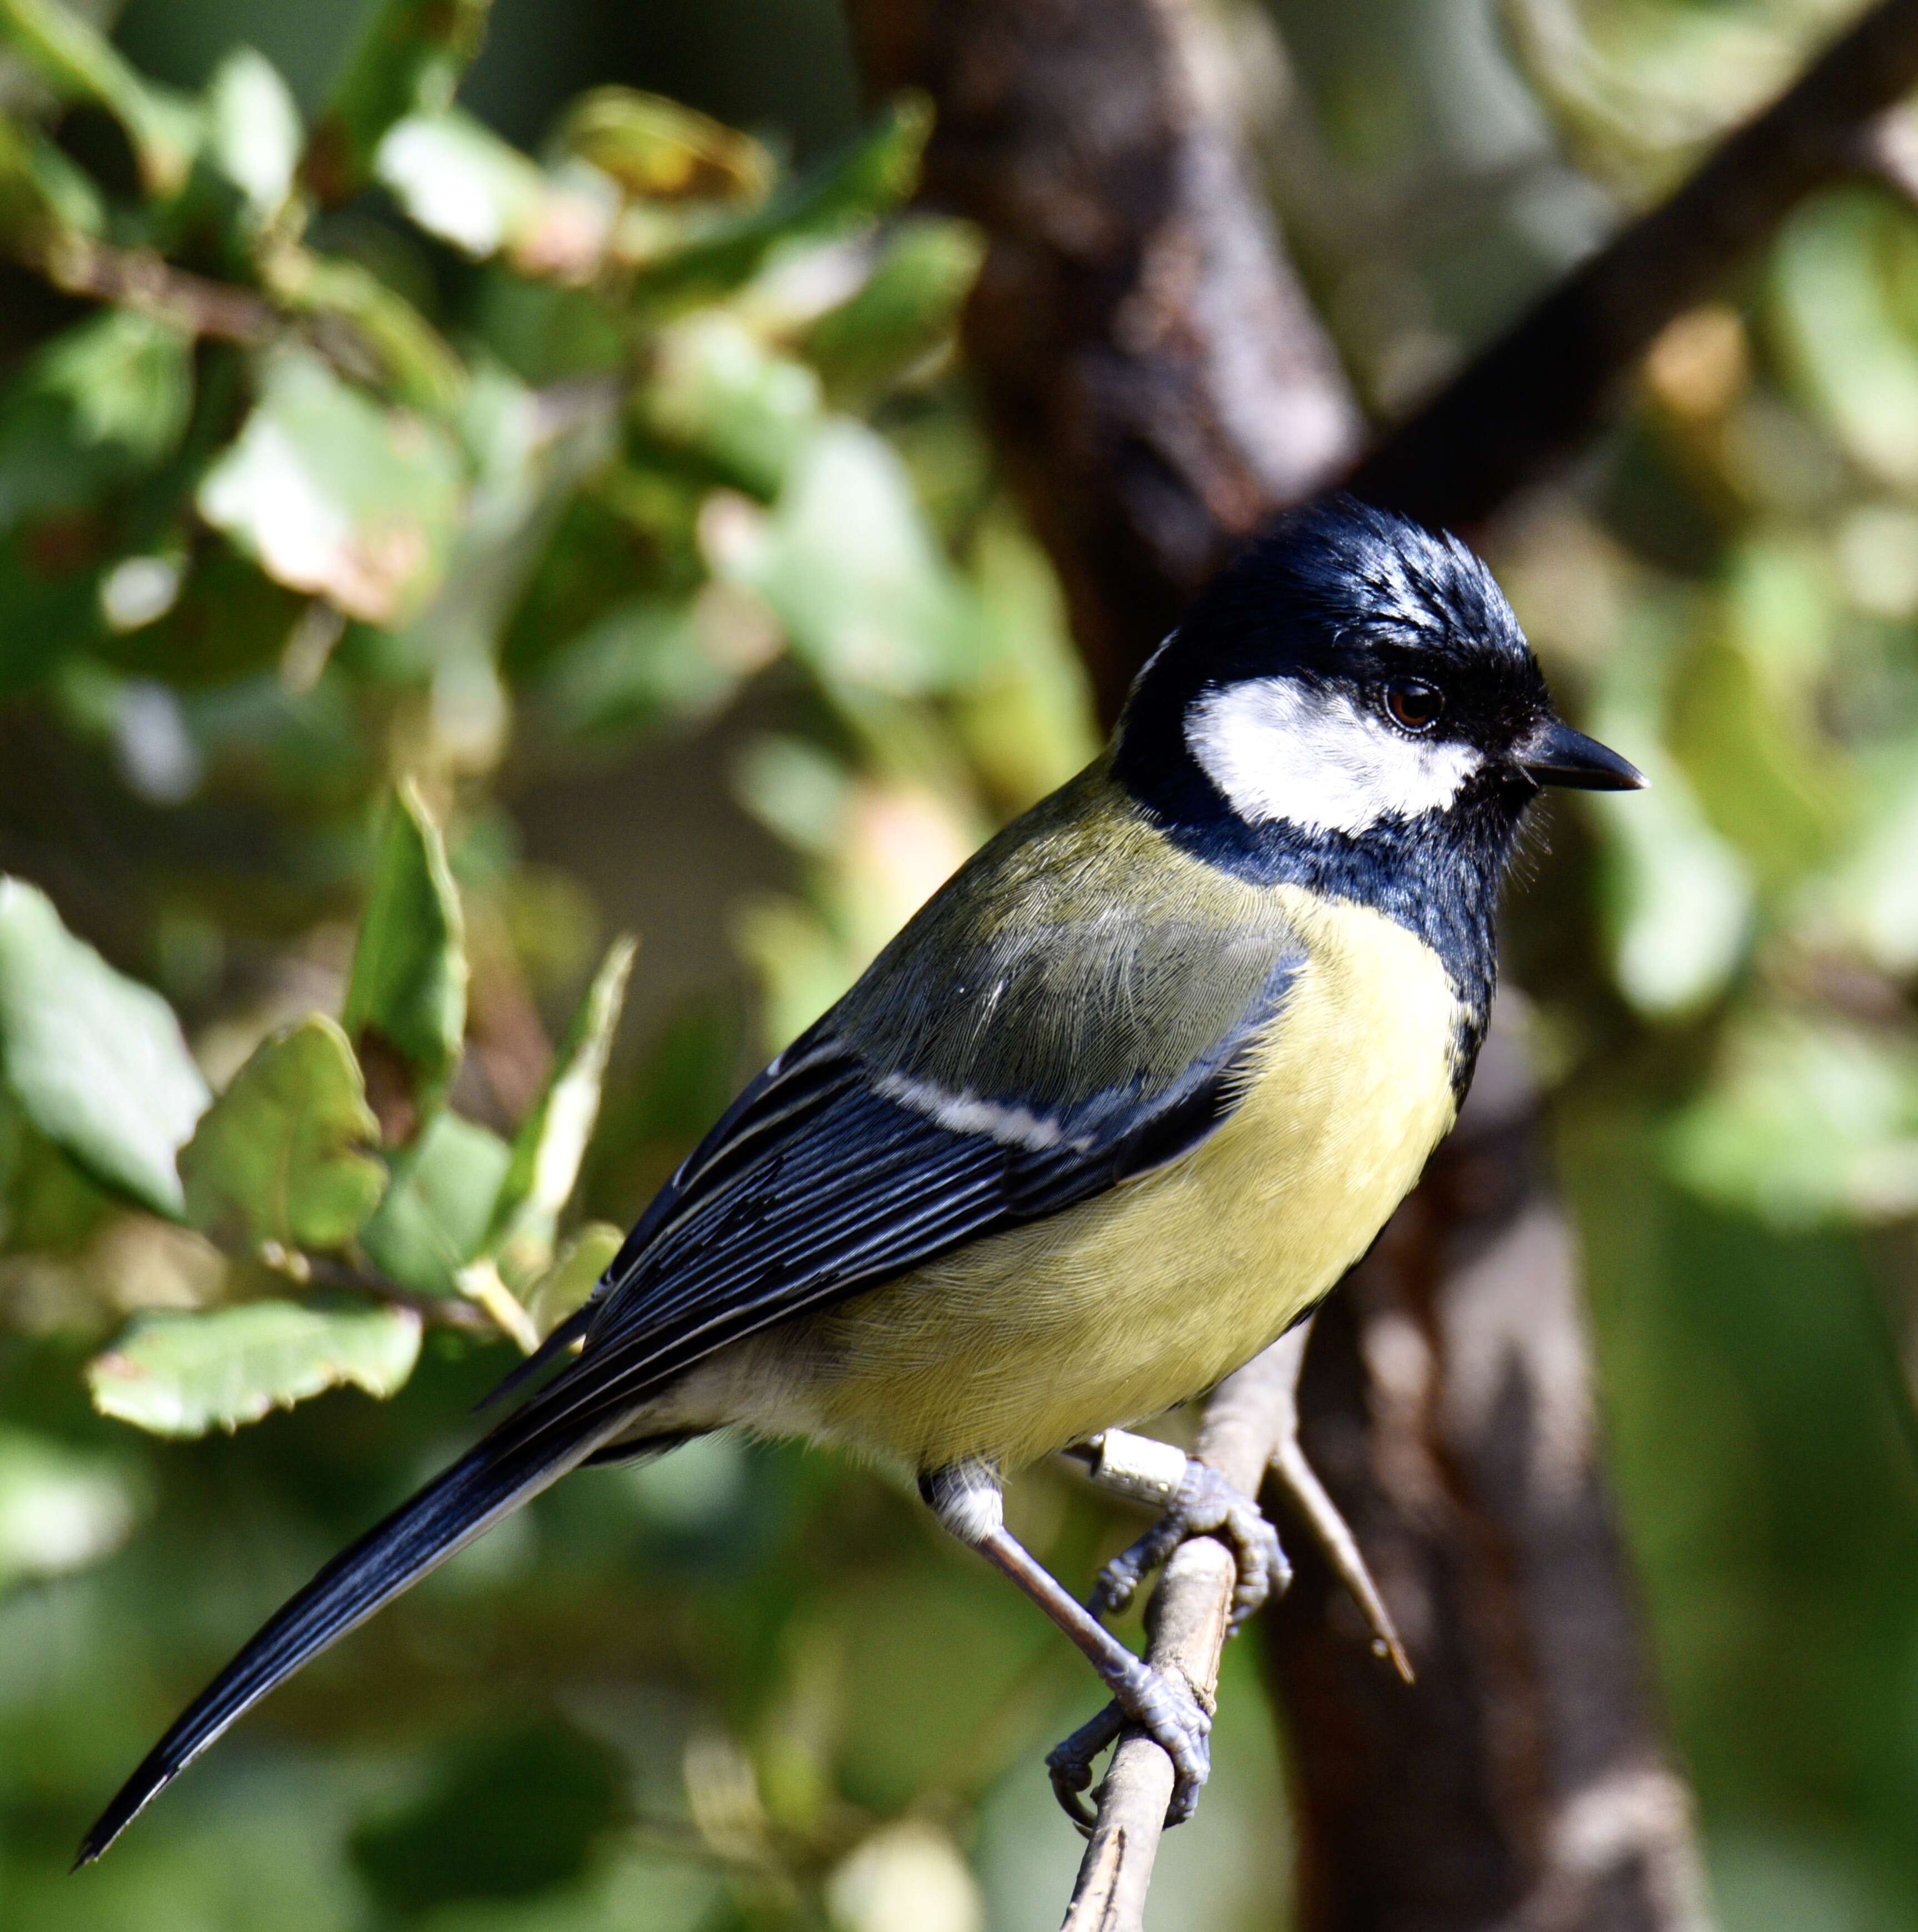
[36,233,278,342]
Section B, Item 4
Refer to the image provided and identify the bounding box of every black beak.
[1517,719,1646,791]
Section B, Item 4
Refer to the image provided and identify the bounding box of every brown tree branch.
[845,3,1918,1926]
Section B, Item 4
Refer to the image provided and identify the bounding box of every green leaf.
[196,349,464,625]
[179,1016,388,1253]
[553,86,773,203]
[1667,1012,1918,1227]
[359,1110,511,1295]
[343,782,468,1144]
[802,217,986,403]
[0,876,208,1216]
[87,1300,422,1437]
[308,0,493,201]
[524,1220,622,1337]
[0,0,202,197]
[713,421,980,696]
[482,937,635,1281]
[630,95,931,307]
[638,315,822,496]
[377,109,615,281]
[204,47,302,229]
[0,1426,139,1586]
[0,309,194,530]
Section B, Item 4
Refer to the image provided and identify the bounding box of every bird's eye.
[1383,678,1444,733]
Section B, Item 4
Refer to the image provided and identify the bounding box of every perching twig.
[1058,1334,1306,1932]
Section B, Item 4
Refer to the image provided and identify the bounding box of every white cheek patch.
[1185,676,1481,836]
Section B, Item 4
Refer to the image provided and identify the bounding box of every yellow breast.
[785,885,1466,1471]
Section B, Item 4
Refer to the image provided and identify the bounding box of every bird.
[77,496,1642,1864]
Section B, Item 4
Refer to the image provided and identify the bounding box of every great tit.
[79,497,1642,1860]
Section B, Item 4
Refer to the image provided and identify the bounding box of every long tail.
[75,1400,634,1866]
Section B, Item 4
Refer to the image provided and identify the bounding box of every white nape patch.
[875,1071,1067,1151]
[1186,676,1481,835]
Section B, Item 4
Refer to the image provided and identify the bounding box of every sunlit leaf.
[630,94,931,307]
[1667,1012,1918,1226]
[378,110,614,281]
[554,87,773,203]
[1772,188,1918,490]
[197,349,463,624]
[307,0,492,201]
[343,782,467,1144]
[710,422,979,695]
[180,1016,387,1253]
[0,877,207,1217]
[523,1219,622,1337]
[204,46,301,227]
[801,218,985,403]
[0,1426,139,1586]
[87,1300,422,1437]
[482,936,634,1281]
[640,315,822,497]
[1590,727,1752,1016]
[359,1110,510,1295]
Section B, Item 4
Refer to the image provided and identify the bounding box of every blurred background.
[0,0,1915,1927]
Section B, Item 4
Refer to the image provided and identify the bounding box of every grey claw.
[1046,1703,1125,1833]
[1090,1462,1290,1635]
[1045,1664,1213,1830]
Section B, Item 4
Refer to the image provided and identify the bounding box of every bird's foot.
[1045,1658,1213,1832]
[1088,1461,1290,1636]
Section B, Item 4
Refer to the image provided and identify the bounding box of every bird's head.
[1112,497,1643,850]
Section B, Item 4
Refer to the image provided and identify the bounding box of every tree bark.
[846,1,1918,1925]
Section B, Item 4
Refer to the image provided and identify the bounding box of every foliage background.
[0,1,1915,1929]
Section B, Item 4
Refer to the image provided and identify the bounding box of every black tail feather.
[74,1405,620,1868]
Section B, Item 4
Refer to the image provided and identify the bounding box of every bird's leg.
[921,1459,1212,1830]
[1075,1430,1290,1635]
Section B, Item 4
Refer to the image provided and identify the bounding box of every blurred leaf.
[0,0,202,196]
[1591,727,1753,1016]
[802,218,985,402]
[525,1218,621,1336]
[0,1425,138,1586]
[308,0,493,202]
[203,47,302,229]
[482,935,634,1282]
[87,1299,422,1436]
[179,1016,387,1254]
[0,113,104,244]
[350,1716,625,1913]
[712,422,980,695]
[378,109,615,281]
[1814,756,1918,974]
[734,892,855,1052]
[640,314,822,496]
[538,592,757,740]
[958,511,1097,809]
[0,308,194,529]
[1772,188,1918,490]
[0,876,208,1217]
[1667,1012,1918,1226]
[262,247,467,416]
[359,1110,510,1295]
[343,782,468,1145]
[631,94,932,307]
[555,86,773,203]
[197,350,464,625]
[1667,633,1844,890]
